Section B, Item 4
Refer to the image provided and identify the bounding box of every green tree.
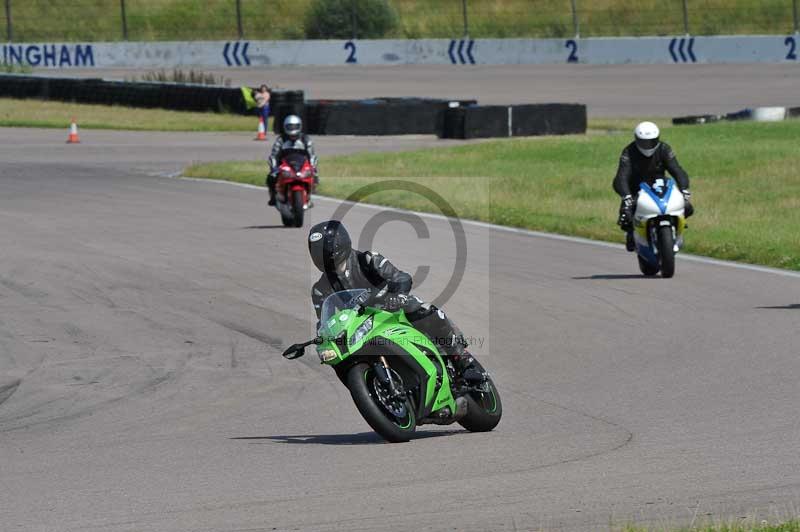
[305,0,399,39]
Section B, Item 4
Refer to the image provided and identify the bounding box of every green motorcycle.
[282,289,502,443]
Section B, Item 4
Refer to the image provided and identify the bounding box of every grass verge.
[1,0,793,41]
[0,97,258,132]
[184,119,800,271]
[623,520,800,531]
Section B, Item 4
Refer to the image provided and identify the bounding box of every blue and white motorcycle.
[632,177,687,278]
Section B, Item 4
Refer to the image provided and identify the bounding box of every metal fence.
[2,0,798,43]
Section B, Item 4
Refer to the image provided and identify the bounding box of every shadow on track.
[241,225,290,230]
[755,304,800,310]
[0,378,21,407]
[572,274,649,280]
[230,430,463,445]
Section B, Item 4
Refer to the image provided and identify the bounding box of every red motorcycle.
[274,152,316,227]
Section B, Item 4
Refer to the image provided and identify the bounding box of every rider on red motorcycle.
[267,115,318,206]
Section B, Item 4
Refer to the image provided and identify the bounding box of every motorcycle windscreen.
[282,151,309,172]
[319,289,369,327]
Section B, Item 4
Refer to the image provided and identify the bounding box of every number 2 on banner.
[345,41,357,63]
[565,40,578,63]
[786,36,797,61]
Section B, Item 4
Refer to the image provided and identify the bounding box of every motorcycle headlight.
[348,316,373,346]
[318,349,338,363]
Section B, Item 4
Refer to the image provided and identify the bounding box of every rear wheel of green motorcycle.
[458,359,502,432]
[347,362,416,443]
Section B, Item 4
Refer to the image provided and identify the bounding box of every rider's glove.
[682,190,695,218]
[618,195,634,228]
[383,293,407,312]
[620,195,635,211]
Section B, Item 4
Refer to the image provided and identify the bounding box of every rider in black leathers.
[307,220,482,382]
[267,114,318,206]
[614,121,693,251]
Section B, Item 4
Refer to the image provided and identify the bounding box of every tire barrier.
[441,106,508,139]
[439,104,587,139]
[1,74,588,138]
[673,106,799,125]
[271,90,306,134]
[738,107,788,122]
[306,98,474,135]
[0,74,260,115]
[672,114,722,125]
[305,98,477,136]
[510,104,588,136]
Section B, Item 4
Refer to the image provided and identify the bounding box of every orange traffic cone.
[254,116,266,141]
[66,119,80,144]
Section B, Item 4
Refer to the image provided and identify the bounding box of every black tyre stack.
[0,74,257,115]
[271,90,306,135]
[439,103,587,139]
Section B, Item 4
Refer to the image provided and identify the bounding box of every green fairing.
[317,306,456,416]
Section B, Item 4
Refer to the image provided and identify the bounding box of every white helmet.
[283,115,302,140]
[634,121,660,157]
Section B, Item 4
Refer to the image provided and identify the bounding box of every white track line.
[174,176,800,279]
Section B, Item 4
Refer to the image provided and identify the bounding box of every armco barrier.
[2,36,799,69]
[440,104,587,139]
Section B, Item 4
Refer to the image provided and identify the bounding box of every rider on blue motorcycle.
[307,220,483,383]
[613,121,694,251]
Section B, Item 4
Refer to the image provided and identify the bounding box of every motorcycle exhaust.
[420,396,469,425]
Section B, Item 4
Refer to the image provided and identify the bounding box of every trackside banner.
[2,36,798,69]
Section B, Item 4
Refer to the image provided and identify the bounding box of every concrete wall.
[3,35,799,69]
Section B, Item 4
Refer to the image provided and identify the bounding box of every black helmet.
[308,220,351,272]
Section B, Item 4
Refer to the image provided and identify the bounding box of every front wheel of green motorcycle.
[347,362,416,443]
[458,361,503,432]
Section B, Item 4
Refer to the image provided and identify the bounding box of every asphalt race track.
[2,114,800,529]
[53,63,800,117]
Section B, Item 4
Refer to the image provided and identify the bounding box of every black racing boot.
[266,173,277,206]
[625,230,635,252]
